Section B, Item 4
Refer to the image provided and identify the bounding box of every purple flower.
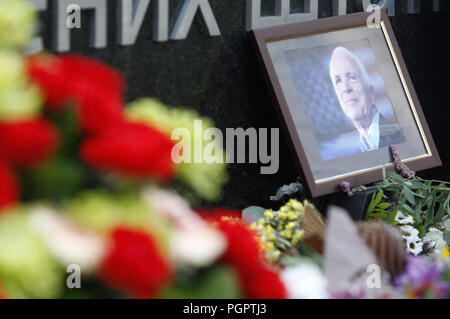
[339,181,353,197]
[390,145,415,178]
[394,256,450,298]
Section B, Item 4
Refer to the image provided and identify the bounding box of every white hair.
[329,47,372,88]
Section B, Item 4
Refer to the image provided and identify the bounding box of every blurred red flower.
[99,227,173,298]
[27,54,73,108]
[75,89,124,134]
[80,122,175,181]
[201,210,287,299]
[0,161,18,211]
[196,208,242,221]
[59,54,125,97]
[0,119,59,168]
[27,54,125,133]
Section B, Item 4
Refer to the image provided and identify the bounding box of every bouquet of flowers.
[0,0,287,299]
[0,0,449,300]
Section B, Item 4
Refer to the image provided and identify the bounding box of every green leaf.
[409,180,424,190]
[386,210,399,225]
[46,105,81,158]
[424,194,437,228]
[367,191,383,215]
[388,172,405,184]
[413,202,422,224]
[433,197,448,226]
[431,189,450,195]
[377,202,391,210]
[161,265,242,299]
[19,157,88,202]
[401,203,414,215]
[402,187,416,205]
[366,175,450,233]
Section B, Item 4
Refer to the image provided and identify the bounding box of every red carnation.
[0,161,19,212]
[27,54,73,108]
[0,119,59,168]
[99,227,173,298]
[60,55,125,97]
[216,218,265,271]
[239,265,288,299]
[74,89,124,134]
[27,54,125,108]
[80,122,175,181]
[212,213,287,299]
[27,54,126,133]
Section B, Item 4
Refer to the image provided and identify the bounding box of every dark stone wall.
[36,1,450,210]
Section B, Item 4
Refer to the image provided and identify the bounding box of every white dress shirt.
[359,112,380,152]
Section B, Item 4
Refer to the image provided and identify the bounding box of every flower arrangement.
[246,193,450,299]
[354,169,450,257]
[0,0,448,300]
[0,0,284,299]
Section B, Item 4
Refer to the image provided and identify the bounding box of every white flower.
[423,227,446,258]
[142,188,226,267]
[405,238,423,256]
[395,211,414,225]
[28,206,107,273]
[171,226,226,267]
[281,263,328,299]
[400,225,420,240]
[400,225,423,256]
[142,187,199,228]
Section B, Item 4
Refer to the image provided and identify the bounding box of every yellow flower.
[250,199,315,263]
[268,250,281,262]
[264,209,274,219]
[257,218,265,227]
[278,211,287,219]
[289,199,303,211]
[292,229,304,244]
[287,211,298,220]
[442,247,449,259]
[285,221,297,230]
[280,229,292,239]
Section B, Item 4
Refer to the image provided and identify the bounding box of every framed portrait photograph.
[251,10,441,197]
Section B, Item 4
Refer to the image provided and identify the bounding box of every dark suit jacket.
[378,115,406,149]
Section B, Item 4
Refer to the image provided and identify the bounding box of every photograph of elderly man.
[329,47,405,153]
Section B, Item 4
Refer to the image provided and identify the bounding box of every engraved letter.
[246,0,318,31]
[170,0,221,40]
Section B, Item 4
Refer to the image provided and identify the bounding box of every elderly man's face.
[330,52,374,122]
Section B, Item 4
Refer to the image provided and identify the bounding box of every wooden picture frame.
[251,10,441,197]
